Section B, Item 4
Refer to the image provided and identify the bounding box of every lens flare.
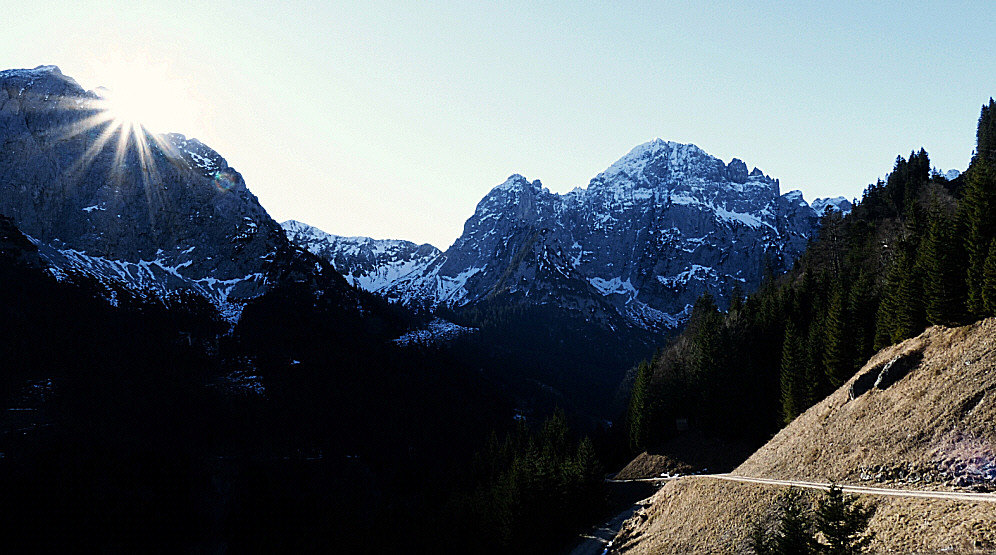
[213,170,238,192]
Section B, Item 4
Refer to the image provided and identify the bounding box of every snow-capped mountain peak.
[287,140,825,331]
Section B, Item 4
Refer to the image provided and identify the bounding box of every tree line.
[627,99,996,451]
[447,409,607,554]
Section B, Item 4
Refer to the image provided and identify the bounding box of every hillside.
[610,319,996,553]
[735,319,996,486]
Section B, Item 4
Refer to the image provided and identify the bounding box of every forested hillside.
[626,99,996,452]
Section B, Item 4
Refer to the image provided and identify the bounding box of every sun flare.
[57,58,209,189]
[91,59,199,136]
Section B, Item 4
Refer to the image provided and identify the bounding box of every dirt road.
[607,472,996,503]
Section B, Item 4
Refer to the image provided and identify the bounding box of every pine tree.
[805,318,826,404]
[780,321,806,424]
[627,360,653,453]
[964,101,996,316]
[774,488,816,555]
[730,284,746,312]
[921,199,965,326]
[540,408,570,463]
[977,98,996,164]
[873,293,894,352]
[815,484,875,554]
[823,281,848,388]
[568,437,604,523]
[750,518,776,555]
[984,239,996,314]
[690,291,723,379]
[846,270,877,371]
[876,247,924,346]
[894,269,925,342]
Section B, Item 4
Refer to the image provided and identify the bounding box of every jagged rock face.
[811,196,853,215]
[314,139,820,330]
[282,220,440,293]
[0,66,291,301]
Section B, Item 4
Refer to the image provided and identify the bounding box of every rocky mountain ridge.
[289,140,826,330]
[282,219,440,295]
[0,65,338,315]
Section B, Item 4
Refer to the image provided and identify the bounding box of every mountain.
[810,195,853,214]
[289,140,821,331]
[0,66,517,552]
[610,319,996,553]
[281,219,440,295]
[0,65,335,316]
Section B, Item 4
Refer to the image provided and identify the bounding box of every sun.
[91,59,199,136]
[62,57,206,187]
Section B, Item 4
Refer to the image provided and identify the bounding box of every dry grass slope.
[611,319,996,554]
[736,319,996,487]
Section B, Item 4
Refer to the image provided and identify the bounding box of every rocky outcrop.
[811,196,853,215]
[0,66,303,303]
[849,350,924,399]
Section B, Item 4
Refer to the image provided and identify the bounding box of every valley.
[2,63,996,553]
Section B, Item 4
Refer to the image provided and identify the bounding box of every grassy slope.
[610,319,996,554]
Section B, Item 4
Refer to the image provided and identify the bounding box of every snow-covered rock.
[299,139,825,331]
[811,196,853,215]
[0,65,348,314]
[391,317,477,347]
[282,220,440,293]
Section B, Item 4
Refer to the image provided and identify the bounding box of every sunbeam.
[49,58,198,196]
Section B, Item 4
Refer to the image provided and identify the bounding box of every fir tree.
[876,247,924,346]
[773,488,816,555]
[921,199,966,326]
[846,270,877,372]
[690,291,723,379]
[984,239,996,314]
[568,437,605,523]
[977,98,996,164]
[730,284,746,312]
[750,518,776,555]
[823,281,848,388]
[873,289,894,352]
[780,321,806,424]
[964,156,996,317]
[805,317,826,404]
[627,360,653,453]
[815,484,875,554]
[964,100,996,316]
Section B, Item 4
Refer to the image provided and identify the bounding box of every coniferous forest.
[626,99,996,454]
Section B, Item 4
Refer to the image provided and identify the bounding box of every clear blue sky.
[5,1,995,249]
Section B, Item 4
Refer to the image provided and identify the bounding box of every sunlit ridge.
[53,62,205,195]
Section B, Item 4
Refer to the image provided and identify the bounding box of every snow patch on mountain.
[589,276,637,298]
[393,318,478,347]
[25,234,260,322]
[282,220,440,294]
